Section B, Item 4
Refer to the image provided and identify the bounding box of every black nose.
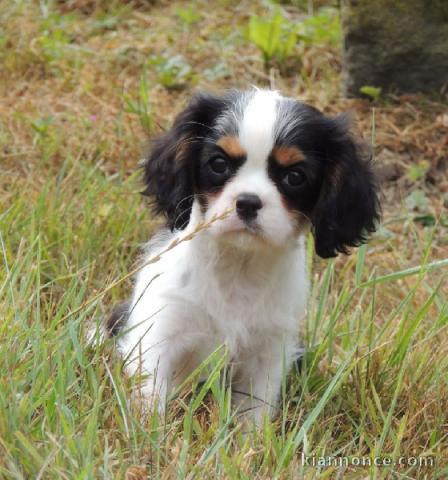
[236,193,263,221]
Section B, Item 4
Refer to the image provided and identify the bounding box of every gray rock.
[341,0,448,96]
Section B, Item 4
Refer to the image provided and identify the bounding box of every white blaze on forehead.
[238,89,280,165]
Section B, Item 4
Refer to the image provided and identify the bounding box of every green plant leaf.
[405,189,429,211]
[360,85,382,101]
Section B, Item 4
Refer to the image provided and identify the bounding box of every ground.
[0,1,447,478]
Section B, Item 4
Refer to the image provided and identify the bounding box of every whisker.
[181,121,215,131]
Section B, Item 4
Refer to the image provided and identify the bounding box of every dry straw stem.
[61,207,233,323]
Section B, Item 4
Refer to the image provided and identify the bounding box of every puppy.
[108,88,379,425]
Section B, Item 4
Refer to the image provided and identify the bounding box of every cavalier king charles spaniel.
[107,88,379,425]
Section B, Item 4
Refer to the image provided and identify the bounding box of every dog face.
[143,89,380,257]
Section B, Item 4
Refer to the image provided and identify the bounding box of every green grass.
[1,0,447,478]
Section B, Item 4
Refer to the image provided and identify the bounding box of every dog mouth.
[210,209,267,243]
[222,219,261,235]
[242,222,262,235]
[220,224,268,247]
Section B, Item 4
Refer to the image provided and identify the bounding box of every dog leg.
[231,338,295,428]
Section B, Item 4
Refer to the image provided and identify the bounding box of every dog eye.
[283,170,306,188]
[209,156,229,175]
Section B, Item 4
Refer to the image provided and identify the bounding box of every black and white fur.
[109,88,379,425]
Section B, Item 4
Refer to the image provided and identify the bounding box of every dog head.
[143,89,380,257]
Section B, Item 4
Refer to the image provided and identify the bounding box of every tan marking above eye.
[216,136,246,158]
[273,146,305,166]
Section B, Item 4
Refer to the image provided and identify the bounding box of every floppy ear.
[311,117,380,258]
[143,92,226,230]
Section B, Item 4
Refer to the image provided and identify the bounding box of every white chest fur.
[118,218,308,422]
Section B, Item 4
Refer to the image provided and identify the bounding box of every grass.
[1,0,447,478]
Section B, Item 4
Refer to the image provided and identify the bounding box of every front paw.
[232,390,274,430]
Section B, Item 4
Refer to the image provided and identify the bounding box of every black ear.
[311,116,380,258]
[142,92,227,230]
